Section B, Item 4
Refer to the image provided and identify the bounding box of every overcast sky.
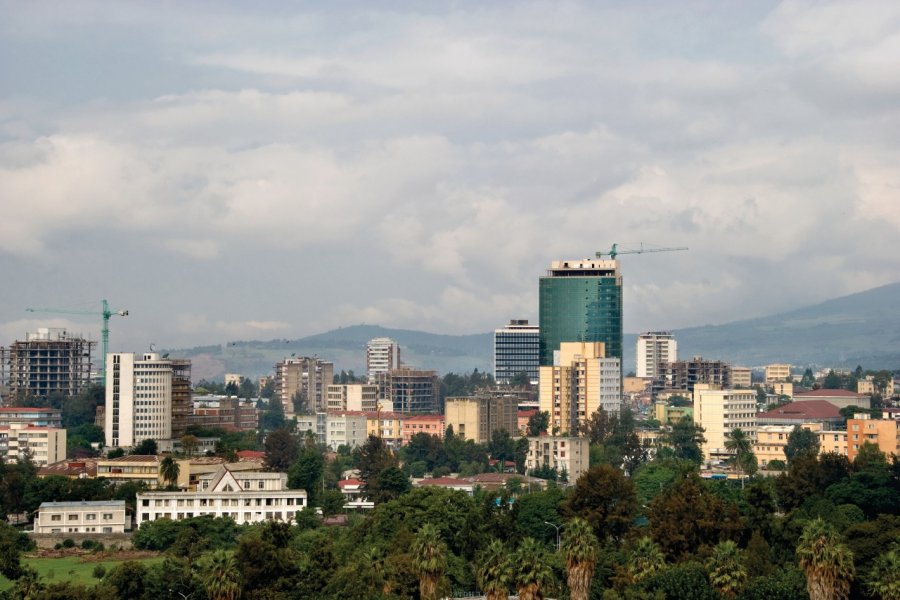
[2,1,899,352]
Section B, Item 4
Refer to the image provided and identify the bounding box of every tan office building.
[0,424,66,466]
[444,395,518,444]
[327,384,379,412]
[539,342,621,435]
[765,364,791,386]
[731,366,752,389]
[693,384,757,461]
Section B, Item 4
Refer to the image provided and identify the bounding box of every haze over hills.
[170,282,900,381]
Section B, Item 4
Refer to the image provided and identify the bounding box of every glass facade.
[539,264,623,365]
[493,322,540,384]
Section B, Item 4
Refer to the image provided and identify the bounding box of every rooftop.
[758,400,842,420]
[100,455,160,463]
[795,389,865,398]
[0,407,59,413]
[38,500,125,509]
[416,477,473,487]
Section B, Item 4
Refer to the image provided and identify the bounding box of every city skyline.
[3,2,900,352]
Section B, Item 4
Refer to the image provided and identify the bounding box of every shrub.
[62,539,76,549]
[54,543,62,550]
[81,539,95,550]
[92,564,106,579]
[766,460,786,471]
[432,466,451,478]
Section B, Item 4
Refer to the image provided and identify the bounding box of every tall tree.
[526,411,550,437]
[561,517,599,600]
[160,457,180,487]
[796,518,855,600]
[513,537,555,600]
[706,540,747,598]
[660,416,706,464]
[562,464,637,542]
[627,537,666,583]
[476,539,512,600]
[784,425,820,464]
[411,523,447,600]
[199,549,242,600]
[725,428,758,477]
[264,428,299,471]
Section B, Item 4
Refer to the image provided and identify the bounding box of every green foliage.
[260,397,285,431]
[320,489,346,517]
[133,515,239,551]
[796,518,855,600]
[412,523,448,600]
[642,561,718,600]
[264,427,299,471]
[562,517,600,600]
[527,411,550,436]
[476,539,512,600]
[92,564,106,579]
[706,540,747,598]
[440,369,494,399]
[738,567,808,600]
[514,486,566,546]
[131,438,158,456]
[512,537,556,600]
[659,417,706,465]
[198,549,242,600]
[866,548,900,600]
[563,464,637,542]
[288,442,325,505]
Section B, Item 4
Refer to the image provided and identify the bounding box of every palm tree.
[706,540,747,598]
[160,456,180,488]
[867,549,900,600]
[796,518,855,600]
[725,428,757,480]
[513,537,555,600]
[561,517,599,600]
[475,539,511,600]
[411,523,447,600]
[628,537,665,583]
[198,550,241,600]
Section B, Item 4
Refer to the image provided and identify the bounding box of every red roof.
[518,409,538,417]
[795,389,865,398]
[236,450,265,459]
[758,400,842,420]
[337,478,364,488]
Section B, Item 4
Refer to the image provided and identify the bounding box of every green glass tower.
[539,258,623,365]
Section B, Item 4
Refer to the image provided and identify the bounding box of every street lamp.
[543,521,560,552]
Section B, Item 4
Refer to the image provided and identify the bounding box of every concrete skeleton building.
[137,465,308,525]
[636,332,677,380]
[539,257,623,366]
[656,356,731,396]
[692,384,758,461]
[105,352,173,448]
[274,356,334,417]
[375,367,438,414]
[188,396,260,431]
[366,337,401,382]
[539,341,621,435]
[493,320,540,385]
[444,394,519,445]
[0,407,62,428]
[1,328,96,402]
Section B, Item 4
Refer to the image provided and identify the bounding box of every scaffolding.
[3,328,96,403]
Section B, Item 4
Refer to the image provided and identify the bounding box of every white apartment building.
[693,384,758,461]
[137,466,307,525]
[325,412,369,450]
[106,353,173,448]
[525,436,589,482]
[366,337,401,382]
[0,424,66,466]
[636,332,677,379]
[35,500,128,534]
[326,384,379,412]
[539,342,621,435]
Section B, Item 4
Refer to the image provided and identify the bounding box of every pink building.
[401,414,446,445]
[518,409,537,436]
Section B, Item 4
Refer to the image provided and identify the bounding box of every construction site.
[0,328,96,404]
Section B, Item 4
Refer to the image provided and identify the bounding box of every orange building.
[401,414,446,445]
[847,415,899,462]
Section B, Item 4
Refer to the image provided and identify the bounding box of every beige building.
[444,394,518,444]
[847,415,899,462]
[0,424,66,466]
[34,500,128,534]
[754,423,823,466]
[525,436,589,482]
[731,366,752,389]
[365,411,405,447]
[773,382,794,399]
[693,384,757,461]
[857,379,875,395]
[96,455,168,487]
[275,356,334,417]
[326,384,379,412]
[539,342,621,435]
[765,364,792,386]
[653,402,693,425]
[819,429,849,456]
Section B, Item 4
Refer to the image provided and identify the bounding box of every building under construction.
[655,356,732,397]
[1,328,95,403]
[170,359,192,439]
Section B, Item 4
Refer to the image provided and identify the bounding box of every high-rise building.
[105,353,173,448]
[366,338,401,382]
[636,332,677,379]
[444,394,518,444]
[539,342,621,435]
[539,258,622,366]
[493,320,540,385]
[376,367,438,414]
[274,357,334,417]
[692,384,757,461]
[2,328,96,402]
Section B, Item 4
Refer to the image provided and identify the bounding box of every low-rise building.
[525,435,589,482]
[730,366,752,389]
[365,411,404,446]
[757,400,843,429]
[38,458,99,479]
[34,500,128,534]
[337,478,373,509]
[819,429,849,456]
[445,394,519,444]
[0,424,66,466]
[96,455,165,487]
[765,364,792,386]
[653,401,693,425]
[0,407,62,428]
[136,466,307,525]
[188,396,259,431]
[413,477,475,495]
[793,389,871,410]
[772,382,793,399]
[754,423,824,466]
[401,414,445,445]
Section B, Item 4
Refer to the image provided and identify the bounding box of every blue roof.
[37,501,125,509]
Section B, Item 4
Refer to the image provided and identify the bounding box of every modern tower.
[538,257,623,366]
[493,320,540,385]
[105,352,173,448]
[636,332,677,379]
[366,337,401,382]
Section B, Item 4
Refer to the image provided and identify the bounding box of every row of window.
[49,512,116,521]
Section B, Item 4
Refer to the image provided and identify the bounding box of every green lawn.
[0,555,164,591]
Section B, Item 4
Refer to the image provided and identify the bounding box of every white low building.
[137,465,307,525]
[34,500,128,534]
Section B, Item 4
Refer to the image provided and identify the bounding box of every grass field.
[0,555,165,591]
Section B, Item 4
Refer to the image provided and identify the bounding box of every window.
[86,513,97,521]
[51,514,61,522]
[244,481,250,490]
[68,514,78,521]
[258,481,265,489]
[103,513,114,520]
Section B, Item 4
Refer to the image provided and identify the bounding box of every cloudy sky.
[1,1,899,352]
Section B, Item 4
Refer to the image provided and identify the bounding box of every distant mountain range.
[168,282,900,381]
